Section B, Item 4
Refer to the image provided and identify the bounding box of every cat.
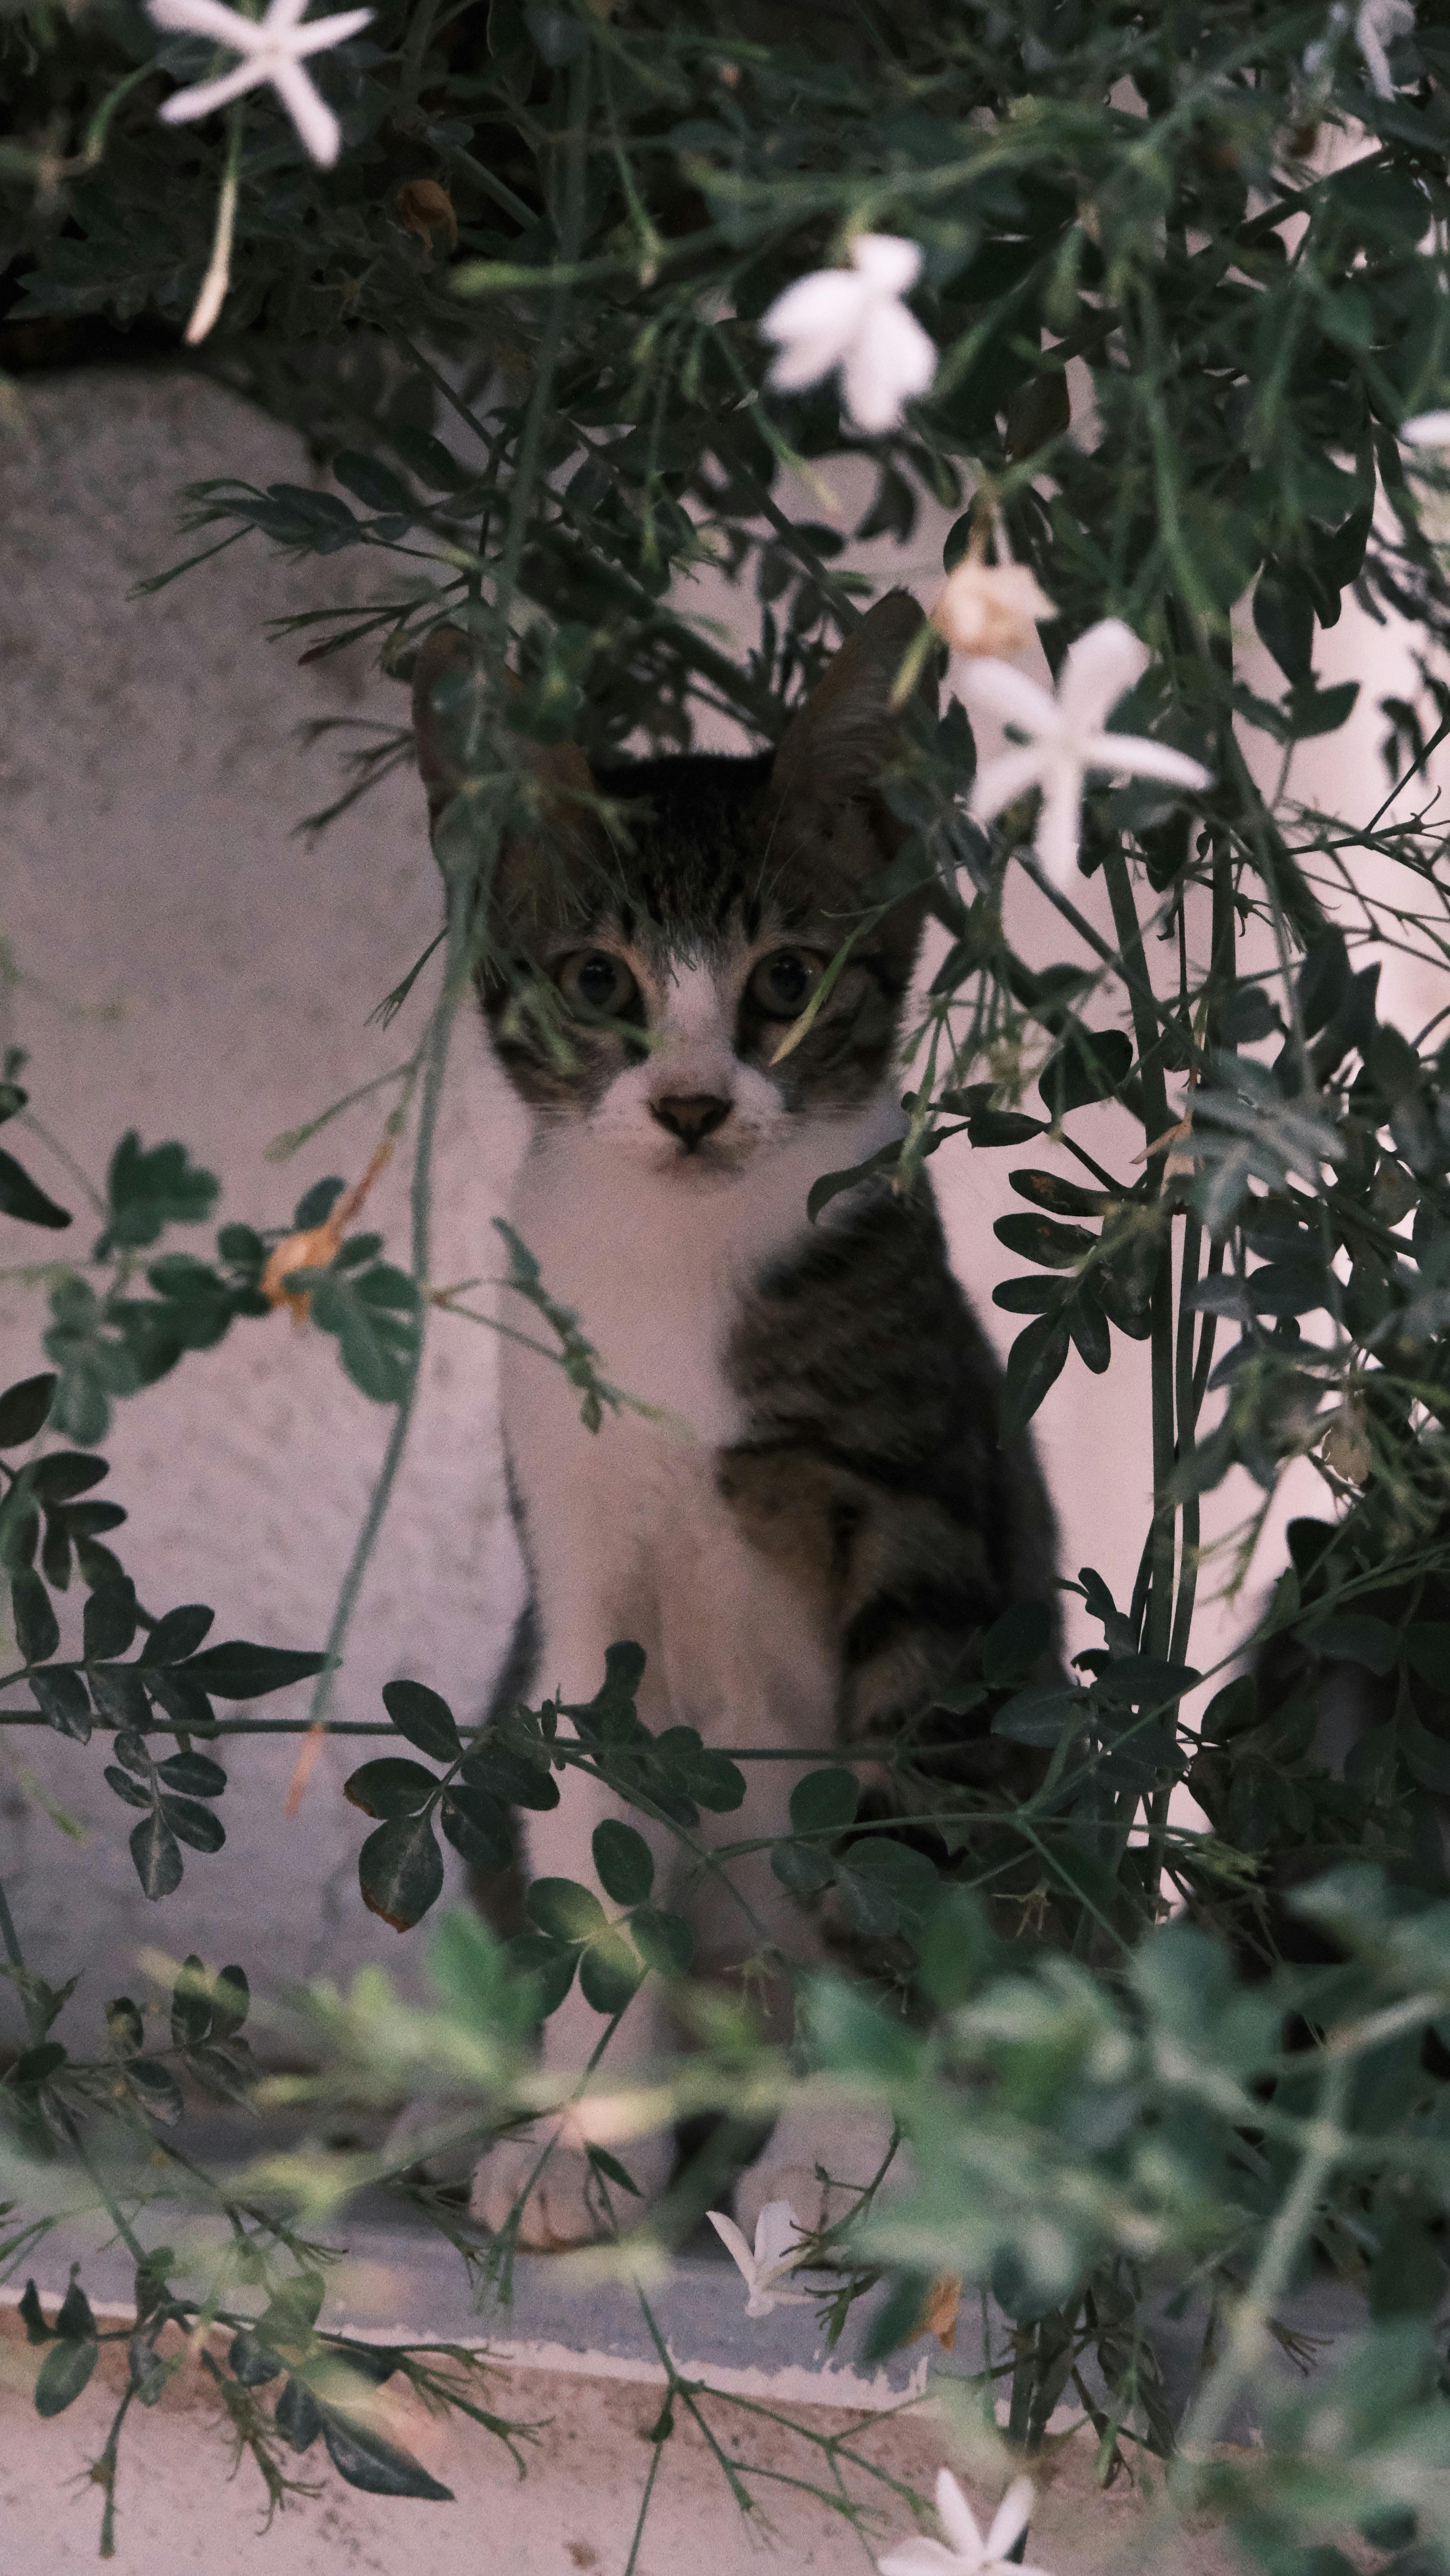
[410,593,1059,2249]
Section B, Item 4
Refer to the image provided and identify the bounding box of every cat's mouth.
[653,1132,753,1179]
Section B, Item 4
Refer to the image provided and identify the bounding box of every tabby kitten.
[412,594,1057,2249]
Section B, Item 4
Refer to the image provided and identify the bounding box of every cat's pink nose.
[649,1093,732,1150]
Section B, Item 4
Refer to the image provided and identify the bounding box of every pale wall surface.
[0,364,1436,1998]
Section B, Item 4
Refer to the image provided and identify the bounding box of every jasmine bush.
[6,5,1450,2567]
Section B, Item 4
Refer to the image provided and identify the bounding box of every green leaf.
[1038,1029,1133,1117]
[12,2041,66,2088]
[145,1669,215,1730]
[101,1133,218,1253]
[181,1640,327,1699]
[592,1818,654,1905]
[806,1139,904,1223]
[993,1685,1083,1746]
[439,1785,513,1872]
[12,1568,58,1665]
[83,1579,137,1662]
[155,1750,227,1798]
[994,1212,1095,1269]
[789,1768,860,1835]
[34,2332,96,2417]
[161,1794,225,1853]
[0,1374,56,1445]
[381,1676,461,1764]
[141,1604,215,1665]
[29,1667,92,1743]
[292,1175,346,1229]
[333,451,411,514]
[1066,1286,1111,1373]
[1007,1168,1109,1217]
[104,1763,153,1810]
[320,2406,453,2500]
[770,1838,836,1894]
[106,1996,145,2059]
[19,2281,51,2344]
[211,1965,249,2036]
[304,1263,421,1405]
[505,1931,577,2018]
[344,1757,438,1818]
[1306,1615,1400,1675]
[172,1956,213,2048]
[580,1929,644,2014]
[526,1876,606,1944]
[628,1905,694,1977]
[1000,1314,1071,1439]
[1405,1625,1450,1692]
[981,1601,1053,1689]
[358,1814,445,1931]
[229,2327,282,2387]
[1253,565,1314,684]
[1200,1676,1257,1740]
[275,2374,322,2452]
[1094,1653,1199,1707]
[585,2143,643,2197]
[461,1739,560,1811]
[1397,1709,1450,1795]
[0,1148,71,1231]
[30,1453,108,1504]
[130,1811,183,1901]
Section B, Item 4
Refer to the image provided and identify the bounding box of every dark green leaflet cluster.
[221,2273,453,2503]
[348,1646,742,1970]
[33,1143,421,1442]
[7,1953,252,2164]
[0,1359,327,1894]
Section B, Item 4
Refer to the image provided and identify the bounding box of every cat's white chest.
[496,1103,899,1714]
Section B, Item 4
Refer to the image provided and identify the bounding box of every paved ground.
[0,2299,1243,2576]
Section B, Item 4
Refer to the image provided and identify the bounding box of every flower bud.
[395,179,459,259]
[932,559,1056,659]
[1322,1402,1372,1485]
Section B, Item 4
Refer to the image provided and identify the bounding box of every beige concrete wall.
[0,367,1435,1985]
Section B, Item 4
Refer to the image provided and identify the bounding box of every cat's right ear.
[410,625,595,825]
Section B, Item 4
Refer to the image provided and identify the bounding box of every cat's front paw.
[732,2105,902,2245]
[470,2117,671,2249]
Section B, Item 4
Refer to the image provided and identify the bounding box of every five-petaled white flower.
[881,2462,1051,2566]
[148,0,374,168]
[958,618,1212,888]
[879,2470,1052,2576]
[707,2200,813,2319]
[1403,411,1450,448]
[761,235,937,436]
[1304,0,1415,101]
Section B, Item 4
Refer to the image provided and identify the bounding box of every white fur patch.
[495,948,904,2071]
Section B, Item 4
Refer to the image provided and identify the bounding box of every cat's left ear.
[767,590,936,811]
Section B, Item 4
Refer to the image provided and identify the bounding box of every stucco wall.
[0,365,1435,2001]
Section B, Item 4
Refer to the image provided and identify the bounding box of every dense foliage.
[8,1,1450,2565]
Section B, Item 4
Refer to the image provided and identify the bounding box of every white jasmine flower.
[148,0,374,169]
[933,559,1057,660]
[880,2471,1051,2576]
[761,235,937,436]
[1304,0,1414,100]
[959,618,1212,887]
[1403,412,1450,447]
[707,2200,813,2319]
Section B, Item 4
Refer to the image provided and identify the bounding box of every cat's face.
[413,596,933,1186]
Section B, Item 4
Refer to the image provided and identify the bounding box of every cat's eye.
[555,950,640,1020]
[746,949,825,1020]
